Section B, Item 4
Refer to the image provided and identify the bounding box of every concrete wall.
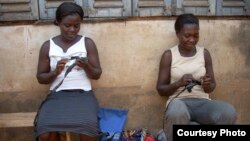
[0,19,249,140]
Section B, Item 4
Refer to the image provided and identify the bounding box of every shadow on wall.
[229,22,250,67]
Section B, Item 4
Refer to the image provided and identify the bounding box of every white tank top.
[166,45,210,106]
[49,36,92,92]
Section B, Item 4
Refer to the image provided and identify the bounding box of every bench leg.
[59,132,71,141]
[66,132,71,141]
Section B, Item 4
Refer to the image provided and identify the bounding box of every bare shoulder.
[203,48,213,66]
[159,49,172,67]
[85,37,96,48]
[40,40,50,54]
[162,49,172,60]
[203,48,212,58]
[204,48,210,54]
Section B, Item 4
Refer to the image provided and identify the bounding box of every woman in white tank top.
[156,14,237,141]
[35,2,102,141]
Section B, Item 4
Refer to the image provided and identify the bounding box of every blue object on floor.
[98,107,128,141]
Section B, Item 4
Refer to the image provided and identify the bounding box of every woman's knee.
[39,132,60,141]
[222,104,237,124]
[209,106,237,124]
[80,134,97,141]
[166,110,190,121]
[166,99,190,121]
[220,102,237,124]
[39,133,50,141]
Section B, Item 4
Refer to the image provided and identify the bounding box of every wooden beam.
[138,1,164,7]
[0,0,29,4]
[0,4,31,13]
[94,1,123,8]
[0,112,71,141]
[0,112,36,127]
[183,0,209,7]
[223,1,245,7]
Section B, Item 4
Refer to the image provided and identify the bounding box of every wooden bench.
[0,112,71,141]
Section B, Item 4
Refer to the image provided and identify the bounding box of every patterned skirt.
[34,90,100,138]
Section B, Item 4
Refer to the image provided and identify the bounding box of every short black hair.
[54,2,84,25]
[174,13,199,32]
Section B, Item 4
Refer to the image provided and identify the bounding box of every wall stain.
[229,22,250,67]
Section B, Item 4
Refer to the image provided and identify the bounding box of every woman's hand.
[201,73,212,89]
[53,59,68,75]
[178,74,194,87]
[76,58,89,69]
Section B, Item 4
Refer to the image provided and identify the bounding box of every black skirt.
[34,90,100,138]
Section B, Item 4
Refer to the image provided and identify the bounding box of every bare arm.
[76,37,102,80]
[36,41,67,84]
[156,50,196,96]
[202,48,216,93]
[156,50,181,96]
